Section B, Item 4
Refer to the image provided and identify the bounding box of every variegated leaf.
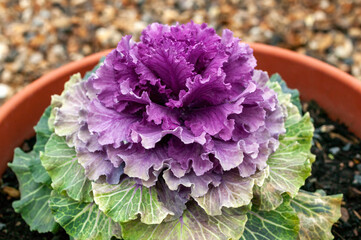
[92,179,173,224]
[49,191,122,240]
[240,196,299,240]
[291,190,342,240]
[121,202,247,240]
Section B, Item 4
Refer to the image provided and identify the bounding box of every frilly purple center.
[54,22,286,198]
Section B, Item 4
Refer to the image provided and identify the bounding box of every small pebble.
[72,0,87,5]
[319,0,330,9]
[0,223,5,231]
[1,70,12,83]
[29,52,44,64]
[340,162,344,170]
[2,186,20,198]
[353,175,361,185]
[0,43,9,62]
[95,27,122,46]
[48,44,66,62]
[335,38,354,59]
[0,84,11,99]
[341,207,350,222]
[39,10,51,19]
[329,147,340,155]
[342,143,352,151]
[320,125,335,133]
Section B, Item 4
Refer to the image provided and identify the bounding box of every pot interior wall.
[251,43,361,139]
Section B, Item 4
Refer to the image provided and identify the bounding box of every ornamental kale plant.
[9,22,342,240]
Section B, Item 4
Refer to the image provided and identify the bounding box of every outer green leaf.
[29,156,52,185]
[33,106,53,152]
[92,179,173,224]
[121,202,247,240]
[240,196,299,240]
[29,106,52,185]
[49,191,122,240]
[270,73,302,113]
[254,80,314,210]
[41,134,92,202]
[290,190,342,240]
[8,149,59,233]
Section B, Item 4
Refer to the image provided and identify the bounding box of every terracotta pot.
[1,44,361,177]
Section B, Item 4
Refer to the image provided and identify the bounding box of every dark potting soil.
[0,101,360,240]
[301,101,361,240]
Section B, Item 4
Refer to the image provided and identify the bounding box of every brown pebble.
[21,142,30,152]
[29,35,46,49]
[315,140,323,151]
[341,207,349,222]
[2,186,20,198]
[309,33,333,53]
[348,161,355,168]
[340,162,344,169]
[15,221,21,227]
[349,28,361,39]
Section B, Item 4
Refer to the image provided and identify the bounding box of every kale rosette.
[9,22,342,240]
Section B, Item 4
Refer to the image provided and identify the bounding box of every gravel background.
[0,1,361,239]
[0,0,360,105]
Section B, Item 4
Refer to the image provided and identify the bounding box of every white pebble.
[29,52,44,64]
[0,43,9,62]
[0,83,11,99]
[96,27,122,46]
[335,38,353,59]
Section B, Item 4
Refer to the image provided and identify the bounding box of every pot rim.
[249,42,361,97]
[0,50,111,125]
